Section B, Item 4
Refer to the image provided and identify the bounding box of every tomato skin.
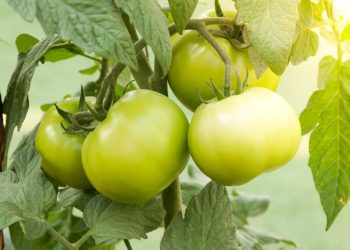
[188,88,301,185]
[82,89,189,204]
[168,11,280,111]
[35,98,93,189]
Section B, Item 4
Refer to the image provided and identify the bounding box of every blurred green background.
[1,1,349,250]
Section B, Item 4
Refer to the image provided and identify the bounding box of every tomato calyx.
[198,70,249,106]
[55,89,101,135]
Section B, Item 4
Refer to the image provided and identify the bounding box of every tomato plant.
[81,89,189,204]
[188,87,301,185]
[168,9,280,111]
[1,0,349,250]
[35,97,93,190]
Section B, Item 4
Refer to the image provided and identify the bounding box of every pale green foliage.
[235,0,299,74]
[300,58,350,229]
[114,0,172,75]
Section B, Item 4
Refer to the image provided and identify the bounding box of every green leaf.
[0,131,56,239]
[36,0,137,69]
[3,35,59,168]
[317,56,339,89]
[160,182,238,250]
[248,47,268,79]
[299,60,350,229]
[290,30,319,65]
[231,191,270,222]
[114,0,172,75]
[4,0,36,22]
[79,65,100,75]
[299,57,338,135]
[168,0,198,33]
[15,33,39,53]
[235,0,299,74]
[45,48,77,62]
[84,195,165,244]
[237,226,297,249]
[58,188,96,211]
[10,209,103,250]
[341,23,350,41]
[180,182,202,206]
[297,0,313,27]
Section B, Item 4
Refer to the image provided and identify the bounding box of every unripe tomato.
[168,10,280,111]
[35,98,93,189]
[82,89,189,204]
[188,88,301,185]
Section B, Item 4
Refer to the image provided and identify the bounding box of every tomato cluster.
[35,9,301,204]
[36,90,189,204]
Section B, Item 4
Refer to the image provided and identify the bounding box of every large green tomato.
[188,87,301,185]
[82,89,189,204]
[35,98,93,189]
[168,10,280,111]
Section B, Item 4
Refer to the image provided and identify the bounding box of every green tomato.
[168,10,280,111]
[35,98,93,189]
[82,89,189,204]
[188,87,301,185]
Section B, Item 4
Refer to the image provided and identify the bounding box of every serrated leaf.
[317,56,338,89]
[248,47,268,79]
[180,182,202,206]
[114,0,172,75]
[168,0,198,33]
[0,133,56,239]
[231,191,270,220]
[3,36,59,168]
[299,60,350,229]
[236,0,299,74]
[84,195,165,244]
[4,0,36,22]
[298,0,313,27]
[290,30,319,65]
[237,226,297,249]
[58,188,96,211]
[161,182,237,250]
[15,34,39,53]
[36,0,137,69]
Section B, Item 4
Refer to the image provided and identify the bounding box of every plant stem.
[95,63,126,110]
[325,0,343,64]
[161,177,182,227]
[134,17,236,52]
[72,230,92,249]
[122,11,153,89]
[195,23,232,97]
[0,96,4,250]
[153,60,168,94]
[124,239,133,250]
[47,227,75,250]
[95,58,109,88]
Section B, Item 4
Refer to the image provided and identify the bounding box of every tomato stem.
[162,177,183,227]
[124,239,133,250]
[47,227,76,250]
[95,63,126,112]
[95,58,109,90]
[324,0,343,64]
[122,11,153,89]
[72,230,92,249]
[195,23,232,97]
